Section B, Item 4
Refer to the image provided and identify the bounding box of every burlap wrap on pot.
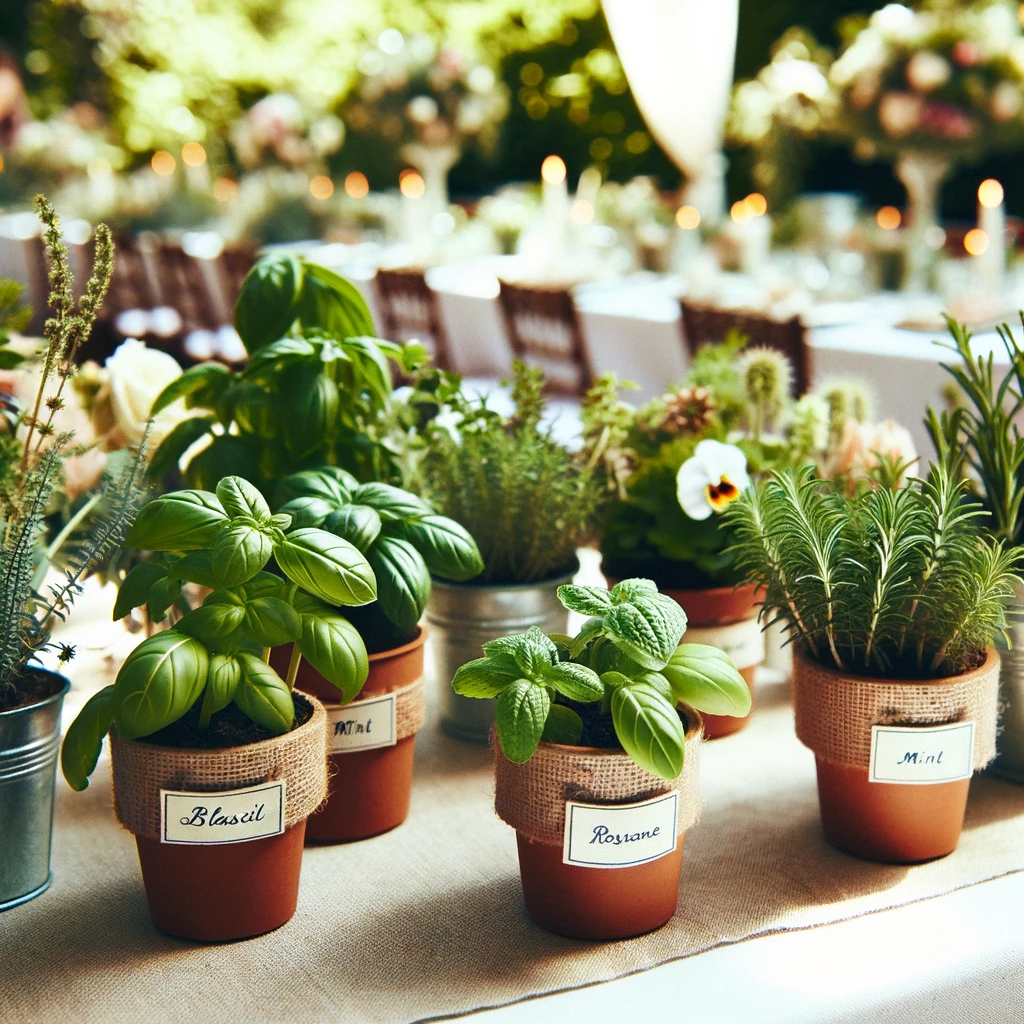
[110,695,328,841]
[793,650,999,771]
[493,715,702,846]
[326,677,426,742]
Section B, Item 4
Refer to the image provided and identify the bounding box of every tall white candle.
[977,178,1006,296]
[541,155,569,264]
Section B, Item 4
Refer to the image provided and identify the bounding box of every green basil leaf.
[600,670,632,690]
[147,416,215,481]
[282,365,339,458]
[450,656,520,698]
[152,363,230,415]
[274,469,351,508]
[147,577,183,623]
[338,335,392,403]
[366,535,430,633]
[128,490,227,551]
[610,682,685,780]
[168,550,219,589]
[175,602,246,642]
[243,596,302,648]
[186,435,262,493]
[216,476,271,522]
[233,652,294,733]
[604,592,687,671]
[243,337,316,373]
[277,496,334,530]
[274,527,377,606]
[541,703,583,745]
[351,482,431,522]
[663,643,752,717]
[322,504,382,552]
[235,252,302,352]
[113,632,210,740]
[557,584,614,617]
[544,661,604,702]
[199,654,242,724]
[295,612,368,702]
[61,685,116,791]
[494,678,549,763]
[297,262,376,337]
[394,514,483,582]
[213,523,274,588]
[113,563,168,621]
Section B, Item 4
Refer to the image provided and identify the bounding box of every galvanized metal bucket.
[0,672,70,911]
[992,600,1024,783]
[426,569,576,745]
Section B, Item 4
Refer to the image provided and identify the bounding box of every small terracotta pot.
[136,823,306,942]
[499,710,702,941]
[275,628,426,843]
[606,576,761,740]
[794,648,999,864]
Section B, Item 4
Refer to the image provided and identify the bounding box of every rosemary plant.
[415,362,606,584]
[0,197,146,705]
[726,462,1023,679]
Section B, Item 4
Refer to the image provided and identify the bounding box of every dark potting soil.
[557,696,693,750]
[144,693,314,751]
[0,669,65,713]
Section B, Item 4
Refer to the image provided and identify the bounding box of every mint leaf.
[541,703,583,745]
[604,592,687,670]
[451,657,519,698]
[495,679,550,762]
[483,626,556,679]
[544,661,603,702]
[556,584,614,616]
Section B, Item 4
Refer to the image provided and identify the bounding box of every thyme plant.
[726,462,1023,679]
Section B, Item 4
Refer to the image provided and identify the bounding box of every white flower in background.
[676,440,751,521]
[406,95,439,124]
[878,92,923,137]
[831,33,888,86]
[835,417,919,482]
[871,4,922,45]
[991,80,1023,121]
[905,51,951,92]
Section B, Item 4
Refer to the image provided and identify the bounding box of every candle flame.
[541,155,567,185]
[876,206,901,230]
[675,205,700,230]
[978,179,1004,209]
[965,228,990,256]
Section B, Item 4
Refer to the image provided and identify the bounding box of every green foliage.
[60,473,387,788]
[726,462,1024,679]
[451,578,749,779]
[149,254,422,490]
[0,198,146,696]
[414,362,606,584]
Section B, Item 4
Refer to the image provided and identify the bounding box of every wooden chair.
[374,267,453,370]
[217,244,257,317]
[679,300,810,397]
[497,280,594,395]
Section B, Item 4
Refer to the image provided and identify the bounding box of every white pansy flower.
[676,440,751,522]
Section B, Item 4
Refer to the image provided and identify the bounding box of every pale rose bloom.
[871,4,925,45]
[835,417,919,483]
[676,439,751,522]
[991,81,1023,122]
[879,92,923,137]
[905,51,951,92]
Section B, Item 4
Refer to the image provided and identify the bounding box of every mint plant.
[451,578,751,779]
[60,475,383,790]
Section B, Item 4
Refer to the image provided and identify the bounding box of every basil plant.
[451,579,752,780]
[61,476,378,790]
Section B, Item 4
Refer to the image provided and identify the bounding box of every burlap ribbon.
[793,650,999,771]
[110,695,328,840]
[493,714,703,846]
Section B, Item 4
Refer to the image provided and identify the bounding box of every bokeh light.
[151,151,176,176]
[675,205,701,230]
[541,155,566,184]
[876,206,901,230]
[978,179,1004,208]
[309,175,335,200]
[399,169,425,198]
[964,228,990,255]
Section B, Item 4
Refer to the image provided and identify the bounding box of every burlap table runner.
[493,719,702,845]
[4,667,1024,1024]
[793,650,1000,770]
[110,695,328,840]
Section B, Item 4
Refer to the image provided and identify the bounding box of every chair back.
[679,300,810,396]
[497,281,593,395]
[374,267,453,370]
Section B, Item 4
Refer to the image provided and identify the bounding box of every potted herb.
[452,577,750,939]
[928,318,1024,783]
[266,465,482,841]
[412,362,609,743]
[60,475,383,940]
[727,462,1021,863]
[0,199,146,911]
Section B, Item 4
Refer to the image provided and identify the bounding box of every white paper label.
[562,792,678,869]
[161,780,286,845]
[869,722,975,785]
[684,618,765,670]
[326,693,396,753]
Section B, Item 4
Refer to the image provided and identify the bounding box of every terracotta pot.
[274,628,426,843]
[794,648,1000,864]
[498,710,702,940]
[136,823,307,942]
[110,694,327,942]
[605,576,762,740]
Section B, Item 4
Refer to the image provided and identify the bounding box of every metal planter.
[0,672,70,910]
[992,602,1024,783]
[426,569,575,744]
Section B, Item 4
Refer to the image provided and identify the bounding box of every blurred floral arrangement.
[230,93,344,171]
[828,0,1024,163]
[344,32,509,157]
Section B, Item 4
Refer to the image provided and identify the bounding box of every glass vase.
[894,151,952,293]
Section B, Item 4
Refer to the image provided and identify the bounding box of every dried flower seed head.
[658,385,716,435]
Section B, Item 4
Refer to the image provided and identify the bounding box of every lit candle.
[399,168,427,245]
[731,194,772,277]
[541,155,569,263]
[977,178,1006,296]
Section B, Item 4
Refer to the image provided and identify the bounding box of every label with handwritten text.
[326,693,396,753]
[869,722,975,784]
[562,792,678,868]
[161,780,286,844]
